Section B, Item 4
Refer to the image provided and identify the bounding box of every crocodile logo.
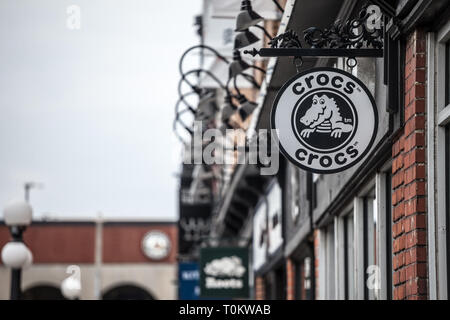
[271,67,378,174]
[300,94,353,139]
[294,91,357,153]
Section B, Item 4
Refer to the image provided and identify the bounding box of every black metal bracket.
[243,4,384,59]
[245,47,383,58]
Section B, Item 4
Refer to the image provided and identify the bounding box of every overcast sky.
[0,0,202,220]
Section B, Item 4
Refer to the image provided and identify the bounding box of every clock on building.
[141,231,171,260]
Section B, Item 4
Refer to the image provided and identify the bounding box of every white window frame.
[376,166,392,300]
[353,171,391,300]
[320,169,391,300]
[335,204,354,300]
[427,19,450,300]
[318,228,326,300]
[318,223,336,300]
[335,215,346,300]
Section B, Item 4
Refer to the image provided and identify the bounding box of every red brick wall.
[1,222,177,264]
[255,276,265,300]
[392,29,428,300]
[0,224,95,263]
[102,224,177,263]
[286,258,295,300]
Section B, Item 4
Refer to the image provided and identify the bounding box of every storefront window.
[344,212,355,299]
[363,189,378,300]
[446,43,449,105]
[312,173,319,209]
[350,171,392,300]
[430,27,450,298]
[275,266,286,300]
[295,256,314,300]
[384,171,393,300]
[446,125,450,290]
[291,166,301,222]
[318,224,335,299]
[326,224,336,299]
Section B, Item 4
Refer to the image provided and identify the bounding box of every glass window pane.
[446,125,450,289]
[364,188,378,300]
[446,43,449,105]
[326,224,335,299]
[291,166,300,221]
[344,212,354,299]
[385,171,393,300]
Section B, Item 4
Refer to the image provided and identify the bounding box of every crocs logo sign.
[271,68,378,174]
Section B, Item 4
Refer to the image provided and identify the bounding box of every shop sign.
[199,247,249,298]
[271,67,378,173]
[178,262,200,300]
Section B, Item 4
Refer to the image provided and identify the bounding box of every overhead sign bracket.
[244,4,384,61]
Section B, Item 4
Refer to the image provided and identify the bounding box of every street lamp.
[61,275,82,300]
[235,0,264,32]
[1,199,33,300]
[24,182,44,202]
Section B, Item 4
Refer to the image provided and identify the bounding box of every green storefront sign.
[199,247,249,298]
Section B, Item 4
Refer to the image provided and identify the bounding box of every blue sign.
[178,262,200,300]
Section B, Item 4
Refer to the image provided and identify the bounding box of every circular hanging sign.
[271,67,378,174]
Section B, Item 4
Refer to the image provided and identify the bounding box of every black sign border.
[271,67,379,174]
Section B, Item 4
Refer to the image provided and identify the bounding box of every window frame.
[427,20,450,299]
[335,206,355,300]
[319,168,392,300]
[376,168,393,300]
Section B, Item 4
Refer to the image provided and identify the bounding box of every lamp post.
[1,199,33,300]
[24,182,44,202]
[61,266,82,300]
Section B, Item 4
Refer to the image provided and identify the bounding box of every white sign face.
[271,68,378,174]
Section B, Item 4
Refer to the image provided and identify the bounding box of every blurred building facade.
[0,218,177,299]
[176,0,450,300]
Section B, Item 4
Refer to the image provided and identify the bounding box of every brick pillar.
[392,29,427,300]
[313,230,320,299]
[286,258,295,300]
[255,276,265,300]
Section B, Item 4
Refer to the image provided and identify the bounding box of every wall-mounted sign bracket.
[243,3,403,114]
[245,48,383,58]
[244,4,384,60]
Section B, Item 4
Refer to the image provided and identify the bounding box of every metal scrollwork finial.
[303,5,383,49]
[269,29,302,49]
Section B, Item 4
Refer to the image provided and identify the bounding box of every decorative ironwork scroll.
[303,5,383,49]
[244,4,384,58]
[268,30,302,49]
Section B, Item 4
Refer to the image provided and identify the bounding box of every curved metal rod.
[177,68,229,106]
[173,118,192,145]
[177,68,261,103]
[224,73,261,100]
[175,91,197,115]
[272,0,284,13]
[180,68,227,91]
[252,25,274,40]
[231,73,261,97]
[179,45,229,75]
[249,65,266,74]
[174,102,195,140]
[173,91,200,143]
